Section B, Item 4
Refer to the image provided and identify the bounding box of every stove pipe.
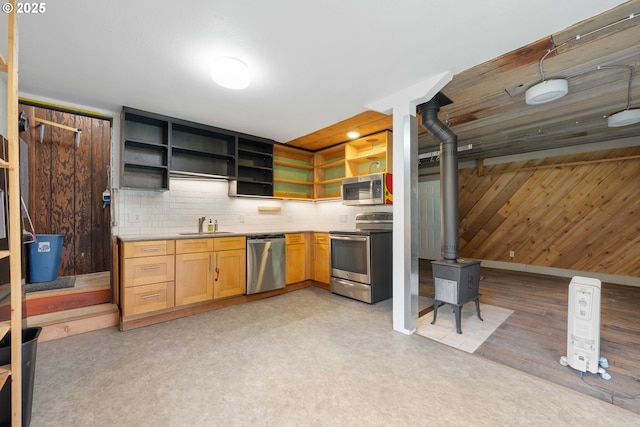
[418,93,458,263]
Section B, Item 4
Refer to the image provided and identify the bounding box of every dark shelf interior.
[123,140,168,168]
[235,181,274,197]
[122,109,170,190]
[124,113,169,146]
[171,153,234,177]
[122,163,168,190]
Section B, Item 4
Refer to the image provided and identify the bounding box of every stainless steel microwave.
[341,173,392,206]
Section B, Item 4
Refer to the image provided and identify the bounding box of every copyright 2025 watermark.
[3,2,47,13]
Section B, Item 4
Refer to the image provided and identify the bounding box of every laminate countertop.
[116,230,323,242]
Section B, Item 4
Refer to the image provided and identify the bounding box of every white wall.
[116,177,392,236]
[11,93,393,237]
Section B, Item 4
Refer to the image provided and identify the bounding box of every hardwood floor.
[419,259,640,415]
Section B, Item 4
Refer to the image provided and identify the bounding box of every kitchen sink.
[178,231,232,235]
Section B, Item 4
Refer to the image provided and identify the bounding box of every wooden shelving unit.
[345,130,392,177]
[171,121,235,178]
[121,108,170,190]
[313,144,345,199]
[273,144,314,199]
[235,137,274,196]
[2,4,25,424]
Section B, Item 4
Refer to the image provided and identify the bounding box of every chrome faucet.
[198,216,206,233]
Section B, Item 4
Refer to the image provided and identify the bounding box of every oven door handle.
[330,235,368,242]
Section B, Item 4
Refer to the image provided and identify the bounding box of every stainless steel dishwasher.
[246,234,286,295]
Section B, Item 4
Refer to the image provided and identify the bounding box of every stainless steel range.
[329,212,392,303]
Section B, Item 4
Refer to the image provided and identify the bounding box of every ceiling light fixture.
[211,56,250,90]
[347,131,360,139]
[525,79,569,105]
[525,12,638,106]
[608,109,640,127]
[606,65,640,127]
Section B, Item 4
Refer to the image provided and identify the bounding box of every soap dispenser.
[214,219,219,232]
[207,219,214,232]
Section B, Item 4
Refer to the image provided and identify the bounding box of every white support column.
[391,113,419,333]
[366,72,452,334]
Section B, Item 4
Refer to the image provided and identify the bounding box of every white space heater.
[560,276,610,380]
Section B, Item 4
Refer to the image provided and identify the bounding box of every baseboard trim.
[479,260,640,287]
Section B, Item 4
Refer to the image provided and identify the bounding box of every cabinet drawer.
[176,238,214,254]
[285,233,306,245]
[122,255,175,287]
[313,233,329,244]
[123,240,175,258]
[214,236,246,251]
[123,281,175,316]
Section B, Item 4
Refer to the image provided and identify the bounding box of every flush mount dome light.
[525,79,569,105]
[211,56,250,89]
[607,109,640,127]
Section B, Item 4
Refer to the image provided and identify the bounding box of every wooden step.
[27,303,120,342]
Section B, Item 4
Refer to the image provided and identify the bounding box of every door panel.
[21,103,112,277]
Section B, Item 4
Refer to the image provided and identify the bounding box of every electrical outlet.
[128,212,141,223]
[509,250,515,258]
[239,213,245,223]
[287,214,293,222]
[339,214,347,223]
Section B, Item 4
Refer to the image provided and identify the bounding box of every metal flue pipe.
[418,94,458,263]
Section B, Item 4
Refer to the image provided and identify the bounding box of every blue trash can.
[28,234,64,283]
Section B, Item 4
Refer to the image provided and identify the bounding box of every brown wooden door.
[20,103,111,277]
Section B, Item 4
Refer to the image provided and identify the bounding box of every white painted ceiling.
[6,0,628,143]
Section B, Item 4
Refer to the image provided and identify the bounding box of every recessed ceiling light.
[211,56,250,90]
[347,131,360,139]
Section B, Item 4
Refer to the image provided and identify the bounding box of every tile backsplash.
[115,178,391,236]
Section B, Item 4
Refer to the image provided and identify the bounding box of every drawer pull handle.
[141,247,160,252]
[141,265,161,271]
[141,293,161,299]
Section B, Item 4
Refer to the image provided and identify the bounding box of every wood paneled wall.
[19,103,111,277]
[458,146,640,277]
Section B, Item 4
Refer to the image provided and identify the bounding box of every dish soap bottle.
[208,219,214,232]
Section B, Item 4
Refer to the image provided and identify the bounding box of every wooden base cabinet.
[175,237,247,305]
[312,233,330,284]
[175,238,215,306]
[175,252,214,306]
[120,240,176,317]
[213,237,246,299]
[285,233,308,284]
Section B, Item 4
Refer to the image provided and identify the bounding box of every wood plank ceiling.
[284,1,640,161]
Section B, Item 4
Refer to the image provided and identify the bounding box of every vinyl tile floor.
[30,287,639,426]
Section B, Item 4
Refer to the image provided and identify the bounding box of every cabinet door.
[175,252,213,305]
[214,249,246,299]
[313,243,330,284]
[286,243,306,284]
